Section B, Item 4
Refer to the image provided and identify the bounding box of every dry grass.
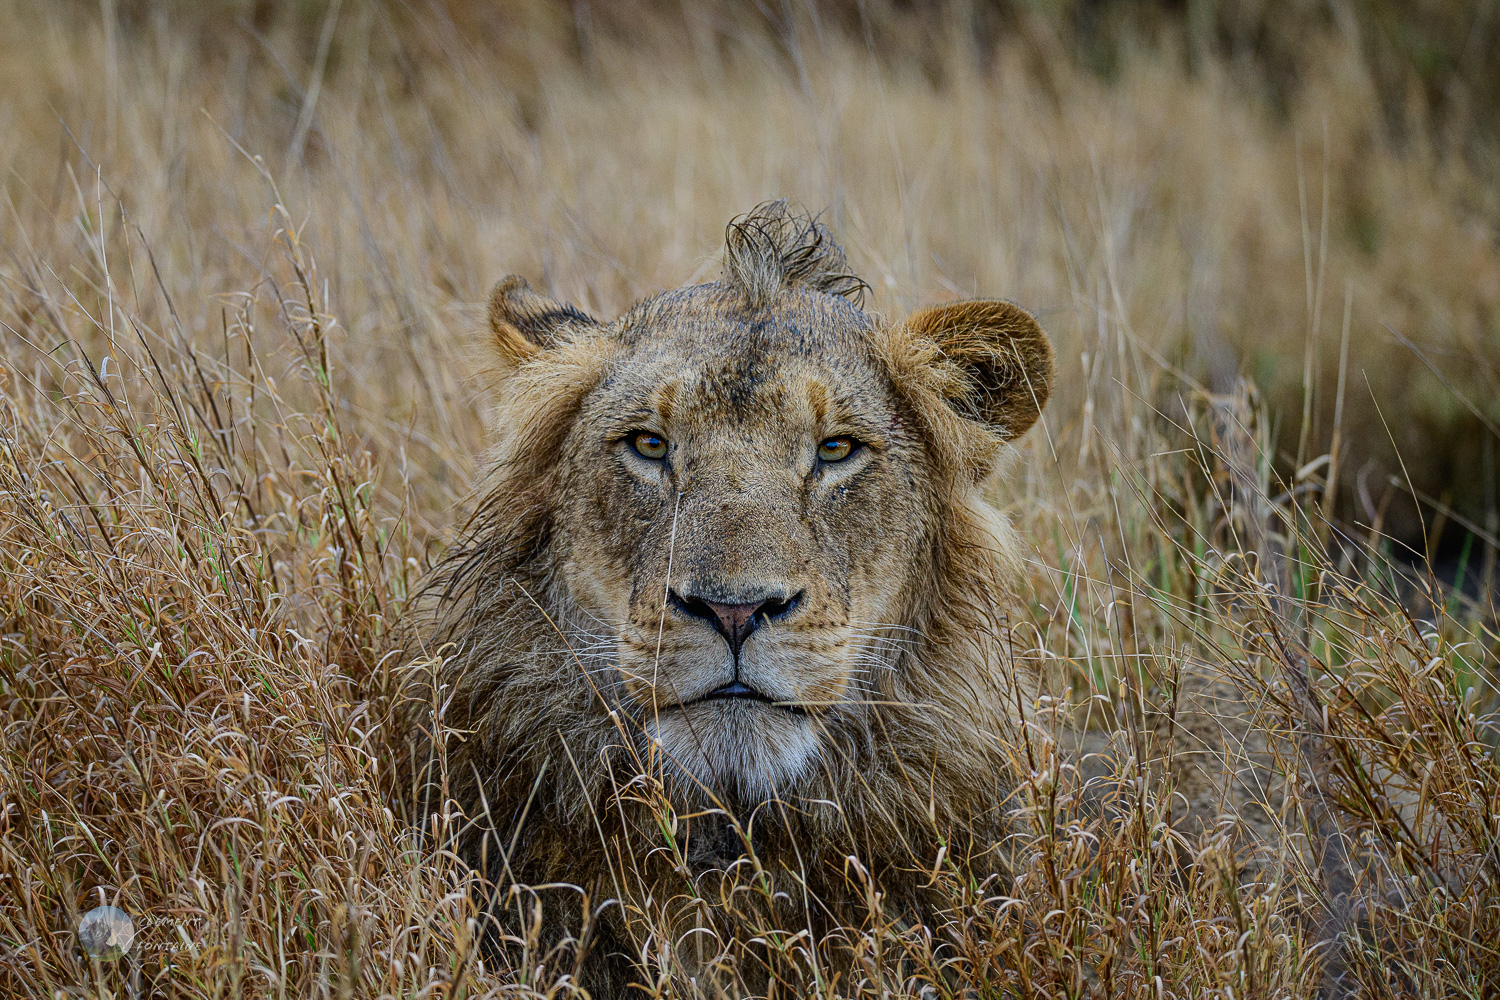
[1,2,1498,997]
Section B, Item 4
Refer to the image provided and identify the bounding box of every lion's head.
[410,201,1052,930]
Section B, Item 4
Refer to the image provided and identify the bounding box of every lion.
[404,201,1054,996]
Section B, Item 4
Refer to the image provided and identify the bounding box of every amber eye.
[629,431,668,460]
[817,436,855,463]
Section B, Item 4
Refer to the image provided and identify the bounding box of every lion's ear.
[488,276,602,366]
[903,300,1054,441]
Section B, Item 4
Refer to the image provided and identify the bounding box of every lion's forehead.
[616,282,874,354]
[599,284,894,430]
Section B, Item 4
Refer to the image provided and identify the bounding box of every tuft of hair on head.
[722,199,869,308]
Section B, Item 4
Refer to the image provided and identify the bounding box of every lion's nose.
[669,588,802,657]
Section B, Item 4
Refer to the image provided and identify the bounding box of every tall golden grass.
[1,2,1497,996]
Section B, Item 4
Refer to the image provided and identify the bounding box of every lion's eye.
[629,431,668,460]
[817,436,856,463]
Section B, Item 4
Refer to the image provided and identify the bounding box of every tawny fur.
[402,201,1055,995]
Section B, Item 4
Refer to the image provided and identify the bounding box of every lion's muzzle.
[666,586,803,658]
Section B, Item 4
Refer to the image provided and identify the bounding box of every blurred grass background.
[2,1,1500,996]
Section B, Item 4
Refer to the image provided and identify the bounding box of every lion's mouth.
[693,680,807,716]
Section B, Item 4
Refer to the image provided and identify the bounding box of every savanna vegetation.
[1,1,1498,996]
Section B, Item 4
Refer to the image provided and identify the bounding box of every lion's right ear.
[902,299,1054,442]
[488,276,602,367]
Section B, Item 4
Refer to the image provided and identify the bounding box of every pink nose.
[669,590,802,656]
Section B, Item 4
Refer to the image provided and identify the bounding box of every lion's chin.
[644,700,819,804]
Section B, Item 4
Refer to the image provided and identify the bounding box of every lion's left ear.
[903,300,1055,441]
[488,276,602,369]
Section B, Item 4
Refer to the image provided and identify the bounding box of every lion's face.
[552,288,933,801]
[475,214,1052,807]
